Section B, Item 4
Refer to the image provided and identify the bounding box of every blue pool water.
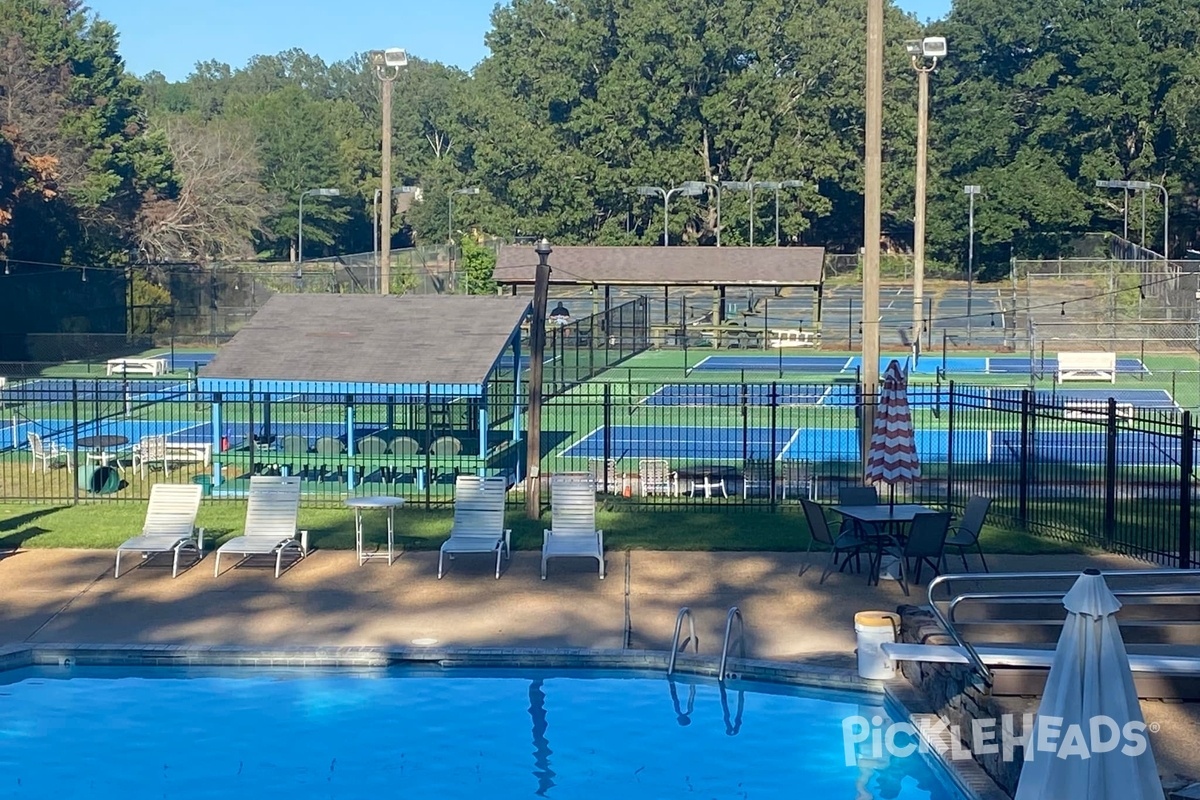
[0,667,968,799]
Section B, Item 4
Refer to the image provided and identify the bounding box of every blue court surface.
[641,383,1178,411]
[3,418,389,452]
[2,378,194,404]
[689,354,1150,376]
[561,425,1187,466]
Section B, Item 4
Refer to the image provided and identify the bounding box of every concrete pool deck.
[0,547,1196,791]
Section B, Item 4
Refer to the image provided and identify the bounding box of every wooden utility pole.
[525,238,552,519]
[861,0,884,469]
[379,78,393,295]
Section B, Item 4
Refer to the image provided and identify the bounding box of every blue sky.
[91,0,951,81]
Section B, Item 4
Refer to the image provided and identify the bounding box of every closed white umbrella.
[865,359,920,506]
[1014,569,1162,800]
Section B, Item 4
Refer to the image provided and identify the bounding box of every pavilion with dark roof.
[492,245,826,328]
[198,294,530,490]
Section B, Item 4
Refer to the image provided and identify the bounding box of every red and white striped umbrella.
[865,359,921,487]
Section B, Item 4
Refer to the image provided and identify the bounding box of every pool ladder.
[667,606,745,683]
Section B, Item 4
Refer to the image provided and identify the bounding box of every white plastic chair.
[438,475,510,579]
[638,458,678,496]
[542,475,604,579]
[28,432,71,473]
[214,476,307,578]
[115,483,204,578]
[132,435,168,479]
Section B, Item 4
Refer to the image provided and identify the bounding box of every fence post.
[1018,389,1030,523]
[769,382,778,508]
[1180,410,1193,569]
[945,381,955,508]
[425,382,432,509]
[602,383,612,494]
[1104,397,1118,548]
[71,380,80,506]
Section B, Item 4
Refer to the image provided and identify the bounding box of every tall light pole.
[525,238,552,519]
[906,36,946,349]
[1098,179,1170,262]
[369,48,408,295]
[680,180,720,245]
[964,185,981,343]
[721,181,756,245]
[635,184,704,245]
[373,185,417,291]
[297,187,340,264]
[862,0,885,467]
[448,187,480,244]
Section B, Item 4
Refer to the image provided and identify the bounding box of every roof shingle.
[199,295,530,386]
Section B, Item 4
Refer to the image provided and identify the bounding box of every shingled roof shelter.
[198,294,531,490]
[493,245,825,288]
[493,245,826,330]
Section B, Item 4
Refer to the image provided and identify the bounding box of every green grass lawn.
[0,501,1084,555]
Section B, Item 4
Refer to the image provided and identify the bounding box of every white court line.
[689,355,715,374]
[557,424,605,459]
[638,384,674,407]
[778,427,804,460]
[841,358,855,373]
[816,385,836,406]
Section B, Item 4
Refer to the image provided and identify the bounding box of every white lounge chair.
[28,432,71,473]
[542,475,604,579]
[213,476,307,578]
[115,483,205,578]
[438,475,510,579]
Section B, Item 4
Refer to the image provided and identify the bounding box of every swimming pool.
[0,666,970,799]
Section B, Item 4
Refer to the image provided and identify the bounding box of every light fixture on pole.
[1095,179,1131,241]
[905,35,946,348]
[297,187,340,265]
[448,187,480,244]
[720,181,757,246]
[680,180,720,246]
[369,47,408,295]
[963,185,982,344]
[634,184,704,246]
[1097,179,1169,262]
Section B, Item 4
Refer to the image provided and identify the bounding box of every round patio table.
[345,496,406,566]
[77,435,128,494]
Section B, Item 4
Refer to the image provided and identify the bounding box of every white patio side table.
[345,496,406,566]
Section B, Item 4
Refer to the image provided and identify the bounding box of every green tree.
[460,234,497,295]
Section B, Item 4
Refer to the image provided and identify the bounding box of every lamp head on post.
[535,237,552,261]
[635,186,661,197]
[369,48,408,79]
[906,36,946,68]
[780,180,807,189]
[454,187,481,196]
[720,180,753,191]
[964,185,981,196]
[674,184,704,198]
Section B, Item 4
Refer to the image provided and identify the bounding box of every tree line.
[1,0,1197,280]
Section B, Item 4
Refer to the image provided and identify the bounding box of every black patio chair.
[944,495,992,573]
[883,511,951,597]
[800,498,866,584]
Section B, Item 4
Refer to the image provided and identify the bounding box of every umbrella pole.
[889,483,895,510]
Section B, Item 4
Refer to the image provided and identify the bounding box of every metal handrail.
[927,569,1200,687]
[948,587,1200,624]
[718,607,745,682]
[667,607,698,676]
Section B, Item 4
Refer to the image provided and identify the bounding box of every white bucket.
[855,611,900,680]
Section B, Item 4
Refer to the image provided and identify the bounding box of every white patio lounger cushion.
[542,476,604,579]
[214,476,307,578]
[439,475,510,579]
[115,483,204,578]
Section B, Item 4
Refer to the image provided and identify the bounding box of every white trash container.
[855,611,900,679]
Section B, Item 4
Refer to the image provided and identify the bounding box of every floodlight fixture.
[964,185,982,195]
[635,185,661,197]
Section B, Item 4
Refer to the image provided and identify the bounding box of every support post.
[380,79,393,294]
[861,0,883,470]
[1180,410,1193,568]
[1104,397,1118,548]
[525,239,553,519]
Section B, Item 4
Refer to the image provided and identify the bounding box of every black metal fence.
[1,376,1195,566]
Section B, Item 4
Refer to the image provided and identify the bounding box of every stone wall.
[896,605,1036,797]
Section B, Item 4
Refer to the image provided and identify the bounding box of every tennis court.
[1,377,194,404]
[151,350,217,373]
[561,424,1186,466]
[639,383,1177,411]
[689,353,1151,376]
[2,417,392,453]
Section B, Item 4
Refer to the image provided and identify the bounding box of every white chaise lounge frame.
[542,474,605,579]
[439,475,510,579]
[214,476,307,578]
[115,483,205,578]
